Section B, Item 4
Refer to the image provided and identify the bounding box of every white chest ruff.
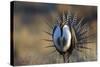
[53,24,71,52]
[63,25,71,52]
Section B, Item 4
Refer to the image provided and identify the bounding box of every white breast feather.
[63,25,71,51]
[53,25,61,51]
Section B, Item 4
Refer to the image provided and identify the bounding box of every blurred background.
[12,1,97,65]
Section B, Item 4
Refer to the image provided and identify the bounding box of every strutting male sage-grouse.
[44,11,95,63]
